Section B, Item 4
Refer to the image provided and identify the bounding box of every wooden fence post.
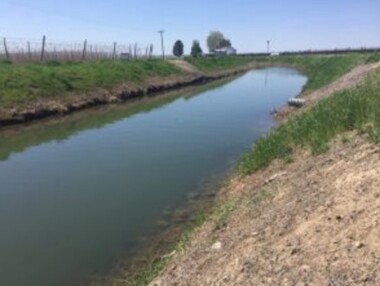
[149,44,153,59]
[3,38,10,60]
[40,35,46,61]
[112,42,117,60]
[134,43,138,60]
[82,39,87,60]
[27,41,31,60]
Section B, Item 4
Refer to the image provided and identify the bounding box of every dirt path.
[149,62,380,286]
[169,60,203,75]
[275,61,380,121]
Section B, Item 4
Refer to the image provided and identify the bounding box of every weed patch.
[238,69,380,175]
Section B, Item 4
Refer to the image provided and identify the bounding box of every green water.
[0,68,306,286]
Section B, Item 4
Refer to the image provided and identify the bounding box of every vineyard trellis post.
[40,35,46,61]
[0,36,158,62]
[82,39,87,60]
[27,41,31,60]
[134,43,138,60]
[3,38,10,60]
[149,44,153,59]
[112,42,117,60]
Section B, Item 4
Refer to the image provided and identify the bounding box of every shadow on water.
[0,78,236,162]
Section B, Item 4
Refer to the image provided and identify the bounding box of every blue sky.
[1,0,379,54]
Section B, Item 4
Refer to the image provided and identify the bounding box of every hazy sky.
[1,0,379,54]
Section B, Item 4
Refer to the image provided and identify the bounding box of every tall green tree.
[172,40,184,57]
[207,31,232,52]
[191,40,203,57]
[220,39,232,48]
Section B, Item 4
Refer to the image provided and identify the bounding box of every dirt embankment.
[151,133,380,286]
[150,63,380,286]
[0,61,256,128]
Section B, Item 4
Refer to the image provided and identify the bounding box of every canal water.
[0,68,306,286]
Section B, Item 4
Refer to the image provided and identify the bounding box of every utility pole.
[267,40,270,54]
[158,30,165,60]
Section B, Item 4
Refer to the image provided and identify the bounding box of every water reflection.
[0,68,306,286]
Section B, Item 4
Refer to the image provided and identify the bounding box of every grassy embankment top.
[1,52,379,113]
[187,53,380,92]
[185,56,256,72]
[0,59,181,106]
[0,57,260,107]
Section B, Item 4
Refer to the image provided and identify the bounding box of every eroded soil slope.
[151,133,380,286]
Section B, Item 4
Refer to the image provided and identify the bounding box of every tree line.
[172,31,232,58]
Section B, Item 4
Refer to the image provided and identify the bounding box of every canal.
[0,67,306,286]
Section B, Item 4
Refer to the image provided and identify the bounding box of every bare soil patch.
[169,60,203,75]
[151,133,380,286]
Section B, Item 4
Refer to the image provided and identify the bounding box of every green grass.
[212,199,239,230]
[280,54,373,92]
[185,56,255,72]
[252,53,376,93]
[186,54,377,94]
[0,59,181,105]
[366,52,380,64]
[237,68,380,175]
[1,54,377,108]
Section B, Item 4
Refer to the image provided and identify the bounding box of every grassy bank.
[1,53,378,109]
[238,67,380,174]
[285,55,357,92]
[186,54,379,93]
[185,56,255,73]
[259,53,380,92]
[0,59,181,106]
[132,53,380,285]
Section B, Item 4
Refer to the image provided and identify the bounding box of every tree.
[172,40,184,57]
[220,39,231,48]
[207,31,224,52]
[191,40,203,57]
[207,31,232,52]
[207,31,232,53]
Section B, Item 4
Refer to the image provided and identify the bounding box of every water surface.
[0,68,306,286]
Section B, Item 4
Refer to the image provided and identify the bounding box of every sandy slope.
[151,134,380,286]
[150,63,380,286]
